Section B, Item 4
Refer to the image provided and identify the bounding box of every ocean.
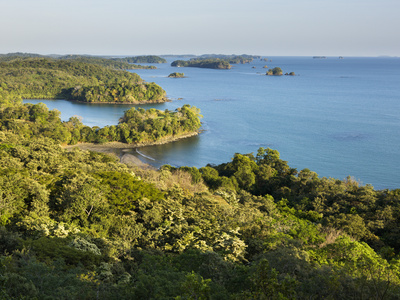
[24,56,400,190]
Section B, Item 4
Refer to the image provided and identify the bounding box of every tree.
[52,173,107,227]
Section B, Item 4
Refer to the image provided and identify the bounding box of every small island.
[266,67,295,76]
[168,72,185,78]
[266,67,283,76]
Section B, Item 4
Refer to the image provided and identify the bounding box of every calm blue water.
[25,56,400,190]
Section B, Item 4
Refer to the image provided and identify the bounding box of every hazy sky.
[1,0,399,56]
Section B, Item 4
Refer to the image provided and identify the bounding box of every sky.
[0,0,399,57]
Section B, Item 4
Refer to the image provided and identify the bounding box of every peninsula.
[0,57,167,103]
[0,97,202,146]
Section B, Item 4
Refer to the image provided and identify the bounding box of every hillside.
[1,93,400,298]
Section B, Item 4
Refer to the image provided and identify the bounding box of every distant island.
[171,55,261,70]
[168,72,185,78]
[313,56,327,59]
[266,67,283,76]
[171,58,231,69]
[0,56,167,104]
[266,67,295,76]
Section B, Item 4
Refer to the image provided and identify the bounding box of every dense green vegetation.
[114,56,167,64]
[1,88,400,298]
[0,57,166,103]
[168,72,185,78]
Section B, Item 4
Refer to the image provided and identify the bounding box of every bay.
[24,56,400,190]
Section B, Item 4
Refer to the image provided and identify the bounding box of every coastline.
[63,131,200,167]
[67,97,170,105]
[24,97,170,105]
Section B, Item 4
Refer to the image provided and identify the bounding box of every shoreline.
[67,97,170,105]
[63,131,200,167]
[24,97,170,105]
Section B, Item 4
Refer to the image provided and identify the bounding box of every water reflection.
[134,135,201,168]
